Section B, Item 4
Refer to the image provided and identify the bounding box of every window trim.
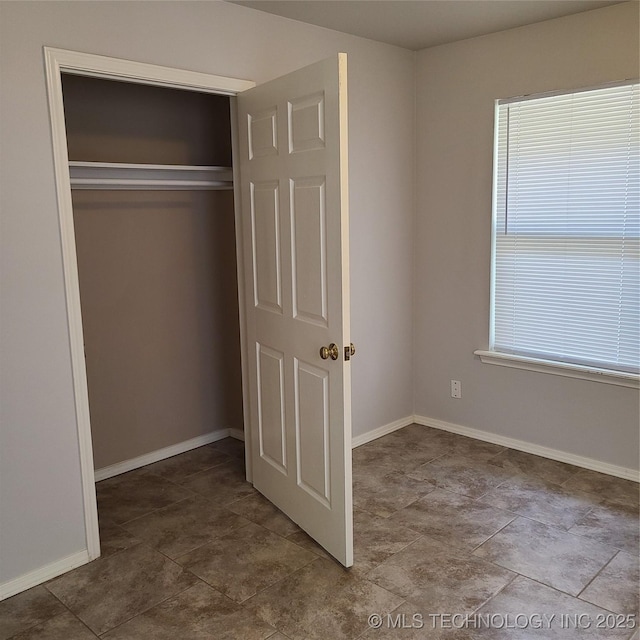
[497,78,637,106]
[484,80,640,385]
[475,350,640,389]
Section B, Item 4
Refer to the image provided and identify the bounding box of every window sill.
[474,350,639,389]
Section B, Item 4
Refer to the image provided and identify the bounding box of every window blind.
[492,82,640,374]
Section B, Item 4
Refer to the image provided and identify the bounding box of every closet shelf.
[68,161,233,190]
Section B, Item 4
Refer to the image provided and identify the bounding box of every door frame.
[44,47,256,561]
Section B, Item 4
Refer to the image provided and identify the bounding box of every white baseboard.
[352,416,415,448]
[94,428,233,481]
[413,415,639,483]
[0,550,90,601]
[94,418,638,483]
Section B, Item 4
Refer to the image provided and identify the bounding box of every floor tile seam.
[102,483,204,526]
[225,491,259,509]
[570,505,602,535]
[508,573,639,618]
[362,531,502,580]
[187,489,255,507]
[62,609,104,639]
[424,484,519,518]
[470,501,627,548]
[145,455,235,485]
[276,575,404,640]
[466,571,520,616]
[218,549,321,606]
[123,539,213,578]
[419,446,509,466]
[354,470,436,494]
[557,467,590,488]
[381,512,428,539]
[468,571,634,618]
[352,599,409,640]
[483,452,585,479]
[490,470,587,489]
[611,549,640,563]
[266,631,292,640]
[400,451,449,473]
[471,546,619,600]
[575,550,628,602]
[527,513,627,553]
[474,479,609,511]
[395,575,519,619]
[225,489,261,507]
[468,516,622,599]
[483,447,510,465]
[394,478,508,505]
[284,530,321,548]
[581,489,640,511]
[352,503,398,520]
[558,472,638,505]
[172,459,246,488]
[118,501,251,551]
[466,513,519,556]
[143,522,253,564]
[357,530,427,575]
[3,605,95,640]
[229,563,328,634]
[564,518,637,554]
[42,547,181,638]
[407,440,611,491]
[576,593,640,618]
[94,579,206,638]
[402,468,517,499]
[471,501,570,532]
[600,498,640,512]
[42,537,148,593]
[471,513,623,561]
[170,520,257,566]
[474,474,517,497]
[116,494,199,528]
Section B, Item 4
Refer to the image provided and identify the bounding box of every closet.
[62,74,244,473]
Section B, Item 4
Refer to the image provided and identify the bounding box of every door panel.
[237,54,352,566]
[294,358,330,506]
[248,108,278,159]
[250,181,282,313]
[256,344,287,473]
[288,92,325,152]
[291,176,328,326]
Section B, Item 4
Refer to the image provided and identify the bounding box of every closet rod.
[68,161,233,190]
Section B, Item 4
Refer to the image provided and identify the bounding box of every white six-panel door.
[237,54,353,566]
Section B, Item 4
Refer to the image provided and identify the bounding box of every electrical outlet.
[450,379,462,398]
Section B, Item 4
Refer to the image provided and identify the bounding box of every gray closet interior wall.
[63,75,243,471]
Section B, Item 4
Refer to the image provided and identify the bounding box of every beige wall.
[3,0,636,595]
[0,1,415,586]
[65,76,242,470]
[413,3,640,470]
[74,190,243,470]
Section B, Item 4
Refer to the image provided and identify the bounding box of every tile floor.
[1,425,638,639]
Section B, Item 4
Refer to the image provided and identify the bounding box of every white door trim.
[43,47,255,563]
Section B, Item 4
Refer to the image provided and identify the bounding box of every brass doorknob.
[319,343,339,360]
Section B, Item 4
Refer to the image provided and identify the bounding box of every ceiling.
[228,0,625,50]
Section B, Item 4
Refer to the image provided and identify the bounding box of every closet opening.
[48,48,354,567]
[61,72,248,544]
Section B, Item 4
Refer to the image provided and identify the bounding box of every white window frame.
[476,81,640,390]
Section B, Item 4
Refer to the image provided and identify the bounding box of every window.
[485,82,639,382]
